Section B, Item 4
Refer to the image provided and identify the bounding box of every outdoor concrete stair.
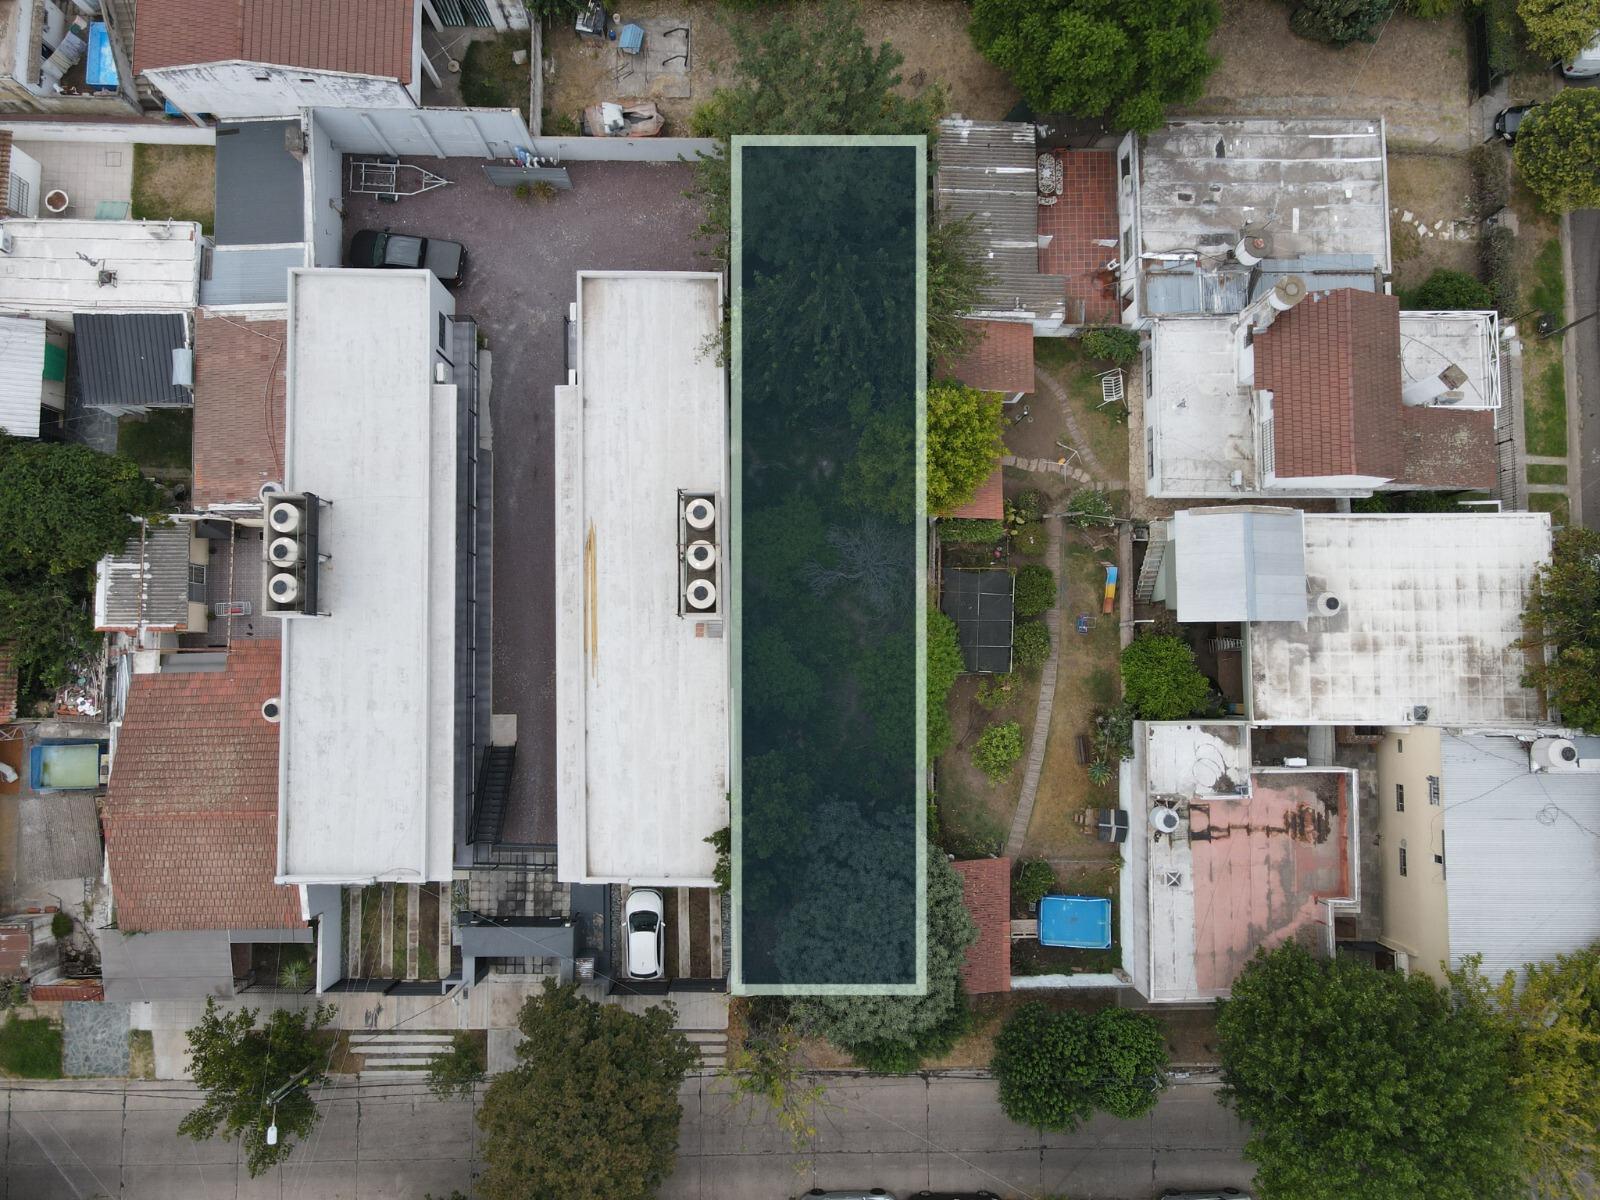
[355,1056,437,1068]
[349,1032,454,1045]
[684,1029,727,1069]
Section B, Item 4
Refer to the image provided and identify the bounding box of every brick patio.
[1038,149,1120,326]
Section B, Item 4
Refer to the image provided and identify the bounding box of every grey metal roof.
[1442,733,1600,982]
[72,312,190,408]
[935,118,1065,323]
[214,120,306,246]
[1172,507,1307,622]
[95,524,192,631]
[1142,254,1379,317]
[99,929,234,1001]
[200,244,302,306]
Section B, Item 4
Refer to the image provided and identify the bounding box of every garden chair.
[1097,368,1125,410]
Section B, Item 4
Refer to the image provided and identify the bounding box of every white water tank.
[268,536,300,566]
[261,697,282,724]
[268,573,300,605]
[686,540,717,571]
[1268,274,1308,311]
[1531,737,1580,772]
[1149,806,1181,835]
[684,497,716,530]
[268,501,302,534]
[1314,592,1343,618]
[685,578,717,611]
[1235,228,1273,266]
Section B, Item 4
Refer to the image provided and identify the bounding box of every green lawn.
[1528,491,1570,525]
[1526,462,1567,486]
[117,409,192,471]
[1531,238,1565,318]
[0,1016,62,1078]
[130,144,214,234]
[461,33,530,122]
[1525,359,1568,457]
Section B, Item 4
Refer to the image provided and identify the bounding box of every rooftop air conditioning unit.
[1411,705,1430,723]
[1531,737,1579,772]
[261,492,326,617]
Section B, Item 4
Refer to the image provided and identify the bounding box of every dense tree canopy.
[178,998,335,1177]
[1281,0,1397,45]
[928,609,964,756]
[969,0,1220,133]
[1519,0,1600,60]
[1218,943,1523,1200]
[1450,947,1600,1199]
[1520,525,1600,731]
[1120,634,1211,720]
[1402,268,1495,310]
[993,1003,1169,1131]
[1514,90,1600,213]
[476,981,697,1200]
[928,381,1005,515]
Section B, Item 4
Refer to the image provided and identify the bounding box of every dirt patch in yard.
[937,665,1041,856]
[131,144,214,234]
[1182,0,1472,150]
[1385,151,1478,294]
[541,0,1016,135]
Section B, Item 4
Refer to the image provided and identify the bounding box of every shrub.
[49,911,72,940]
[1405,0,1459,13]
[928,610,964,756]
[1093,701,1136,762]
[1466,143,1509,218]
[848,998,971,1073]
[1088,759,1114,787]
[1514,89,1600,213]
[1013,620,1051,671]
[1121,634,1210,720]
[1014,564,1056,618]
[1013,859,1056,910]
[1480,226,1519,316]
[974,721,1024,781]
[938,518,1006,545]
[1402,269,1494,311]
[1079,327,1141,366]
[976,673,1018,711]
[1065,488,1115,528]
[1010,489,1044,523]
[1283,0,1398,45]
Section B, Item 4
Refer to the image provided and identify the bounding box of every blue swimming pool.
[1038,895,1112,949]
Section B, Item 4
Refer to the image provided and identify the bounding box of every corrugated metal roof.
[1173,507,1307,622]
[73,313,190,408]
[94,524,192,631]
[1443,733,1600,981]
[935,119,1065,322]
[0,315,44,437]
[200,244,301,306]
[1143,255,1378,317]
[214,120,305,247]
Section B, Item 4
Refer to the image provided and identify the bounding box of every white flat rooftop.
[1148,318,1255,497]
[555,271,727,886]
[0,219,202,315]
[1248,513,1550,726]
[278,269,457,884]
[1398,310,1500,410]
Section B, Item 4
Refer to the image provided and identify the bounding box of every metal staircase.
[469,744,516,846]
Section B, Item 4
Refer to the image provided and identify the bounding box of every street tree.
[476,980,697,1200]
[1520,525,1600,731]
[1218,942,1523,1200]
[1519,0,1600,61]
[993,1004,1169,1131]
[969,0,1220,133]
[178,997,336,1177]
[1514,89,1600,213]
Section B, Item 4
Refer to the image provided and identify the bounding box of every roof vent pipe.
[261,697,281,724]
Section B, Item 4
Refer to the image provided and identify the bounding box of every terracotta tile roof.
[31,981,103,1001]
[945,466,1004,521]
[0,925,27,978]
[946,320,1035,395]
[1257,289,1404,481]
[952,857,1011,995]
[104,641,302,932]
[0,644,16,724]
[192,315,286,509]
[135,0,415,83]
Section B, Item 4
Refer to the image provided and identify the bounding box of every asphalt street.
[0,1074,1253,1200]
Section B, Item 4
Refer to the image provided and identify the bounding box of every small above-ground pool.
[29,742,105,792]
[1039,894,1112,949]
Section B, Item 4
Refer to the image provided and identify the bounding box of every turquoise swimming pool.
[1038,895,1112,950]
[29,742,104,791]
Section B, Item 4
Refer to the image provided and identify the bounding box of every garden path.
[1004,513,1063,859]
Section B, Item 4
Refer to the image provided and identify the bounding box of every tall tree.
[1520,525,1600,731]
[927,381,1005,515]
[476,981,697,1200]
[1519,0,1600,61]
[1450,947,1600,1199]
[1514,89,1600,213]
[993,1004,1169,1131]
[178,997,336,1177]
[969,0,1220,133]
[1120,634,1211,720]
[1218,943,1523,1200]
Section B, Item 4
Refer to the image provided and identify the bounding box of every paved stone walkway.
[62,999,129,1077]
[1005,514,1064,860]
[1030,365,1129,490]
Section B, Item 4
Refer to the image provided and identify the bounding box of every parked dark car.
[346,228,466,286]
[1492,104,1534,144]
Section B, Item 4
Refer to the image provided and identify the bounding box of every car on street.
[1563,30,1600,78]
[1160,1190,1251,1200]
[346,227,467,286]
[625,887,666,979]
[1493,104,1535,143]
[804,1192,895,1199]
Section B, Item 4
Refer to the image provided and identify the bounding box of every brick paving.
[1038,150,1120,326]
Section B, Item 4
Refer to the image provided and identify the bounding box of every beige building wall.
[1375,727,1451,982]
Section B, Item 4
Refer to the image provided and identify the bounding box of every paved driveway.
[0,1075,1251,1200]
[342,158,715,845]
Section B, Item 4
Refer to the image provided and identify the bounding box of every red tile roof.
[30,981,103,1001]
[947,320,1035,395]
[1257,289,1404,481]
[192,315,286,510]
[945,466,1004,521]
[1037,149,1121,325]
[135,0,415,83]
[0,925,28,978]
[952,857,1011,995]
[104,642,302,933]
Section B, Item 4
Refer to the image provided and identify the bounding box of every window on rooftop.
[1395,783,1404,812]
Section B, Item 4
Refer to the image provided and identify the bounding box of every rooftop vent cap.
[684,497,716,531]
[1412,705,1430,723]
[685,578,716,611]
[261,697,281,724]
[268,536,300,566]
[685,540,717,571]
[1531,736,1580,772]
[268,502,302,534]
[268,572,300,604]
[1314,592,1343,617]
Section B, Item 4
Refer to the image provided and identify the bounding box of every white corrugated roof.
[0,315,43,436]
[1443,733,1600,981]
[1173,507,1307,622]
[1248,513,1550,725]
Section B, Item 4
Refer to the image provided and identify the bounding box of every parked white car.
[1563,30,1600,77]
[624,888,665,980]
